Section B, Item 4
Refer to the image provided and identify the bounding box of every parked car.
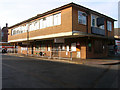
[2,48,7,53]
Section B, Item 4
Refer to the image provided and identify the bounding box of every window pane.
[71,43,76,51]
[49,15,53,26]
[54,14,58,25]
[78,11,86,25]
[91,15,96,27]
[107,21,112,31]
[40,19,43,29]
[43,18,47,28]
[83,16,86,25]
[58,13,61,25]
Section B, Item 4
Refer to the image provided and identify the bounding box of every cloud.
[0,0,119,28]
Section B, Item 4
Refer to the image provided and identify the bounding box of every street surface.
[2,54,120,88]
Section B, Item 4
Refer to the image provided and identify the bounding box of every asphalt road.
[2,54,120,88]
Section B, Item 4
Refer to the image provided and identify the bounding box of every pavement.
[4,53,120,65]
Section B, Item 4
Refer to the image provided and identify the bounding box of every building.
[114,28,120,54]
[0,24,14,51]
[8,2,116,59]
[114,28,120,39]
[1,23,8,42]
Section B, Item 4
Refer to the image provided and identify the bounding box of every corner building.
[8,3,116,59]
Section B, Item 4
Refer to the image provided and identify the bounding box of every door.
[31,45,34,54]
[52,44,61,57]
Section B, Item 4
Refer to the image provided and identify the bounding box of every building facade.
[8,3,116,59]
[114,28,120,54]
[114,28,120,39]
[1,23,8,42]
[0,24,14,51]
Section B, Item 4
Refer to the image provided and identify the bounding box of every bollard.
[70,51,72,60]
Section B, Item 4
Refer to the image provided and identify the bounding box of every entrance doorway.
[31,45,34,54]
[52,44,61,57]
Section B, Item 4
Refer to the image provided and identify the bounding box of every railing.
[7,48,18,54]
[27,49,73,60]
[91,27,105,36]
[7,48,74,60]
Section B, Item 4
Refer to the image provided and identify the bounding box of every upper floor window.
[91,14,97,27]
[78,11,87,25]
[11,12,61,35]
[107,21,112,31]
[53,13,61,26]
[34,21,39,30]
[99,25,104,30]
[91,15,96,27]
[91,14,105,30]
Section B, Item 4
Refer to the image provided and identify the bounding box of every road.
[2,54,120,88]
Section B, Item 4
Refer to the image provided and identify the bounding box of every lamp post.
[27,24,29,56]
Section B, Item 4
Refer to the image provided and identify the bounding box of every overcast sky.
[0,0,119,28]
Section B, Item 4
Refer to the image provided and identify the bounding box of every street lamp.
[27,24,29,56]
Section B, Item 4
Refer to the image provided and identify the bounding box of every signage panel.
[54,38,64,43]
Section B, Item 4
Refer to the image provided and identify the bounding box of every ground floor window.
[21,47,27,50]
[66,45,69,51]
[62,45,65,51]
[47,46,51,51]
[40,45,46,51]
[71,43,76,51]
[35,45,40,51]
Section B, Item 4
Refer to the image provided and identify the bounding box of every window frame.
[78,10,87,25]
[107,21,112,31]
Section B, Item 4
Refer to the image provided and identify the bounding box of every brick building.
[8,2,116,59]
[114,28,120,39]
[1,23,8,42]
[0,24,14,50]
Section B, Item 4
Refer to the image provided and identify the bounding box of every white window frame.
[91,14,105,30]
[91,14,98,27]
[53,13,61,26]
[11,13,61,35]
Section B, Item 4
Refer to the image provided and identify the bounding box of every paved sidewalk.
[4,53,120,65]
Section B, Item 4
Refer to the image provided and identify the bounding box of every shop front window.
[71,43,76,51]
[35,45,39,51]
[40,45,46,51]
[62,45,65,51]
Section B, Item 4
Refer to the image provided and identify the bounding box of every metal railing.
[8,48,74,60]
[7,48,18,54]
[27,49,73,60]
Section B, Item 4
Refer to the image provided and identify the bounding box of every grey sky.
[0,0,119,28]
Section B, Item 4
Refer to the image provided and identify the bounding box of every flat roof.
[8,2,117,29]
